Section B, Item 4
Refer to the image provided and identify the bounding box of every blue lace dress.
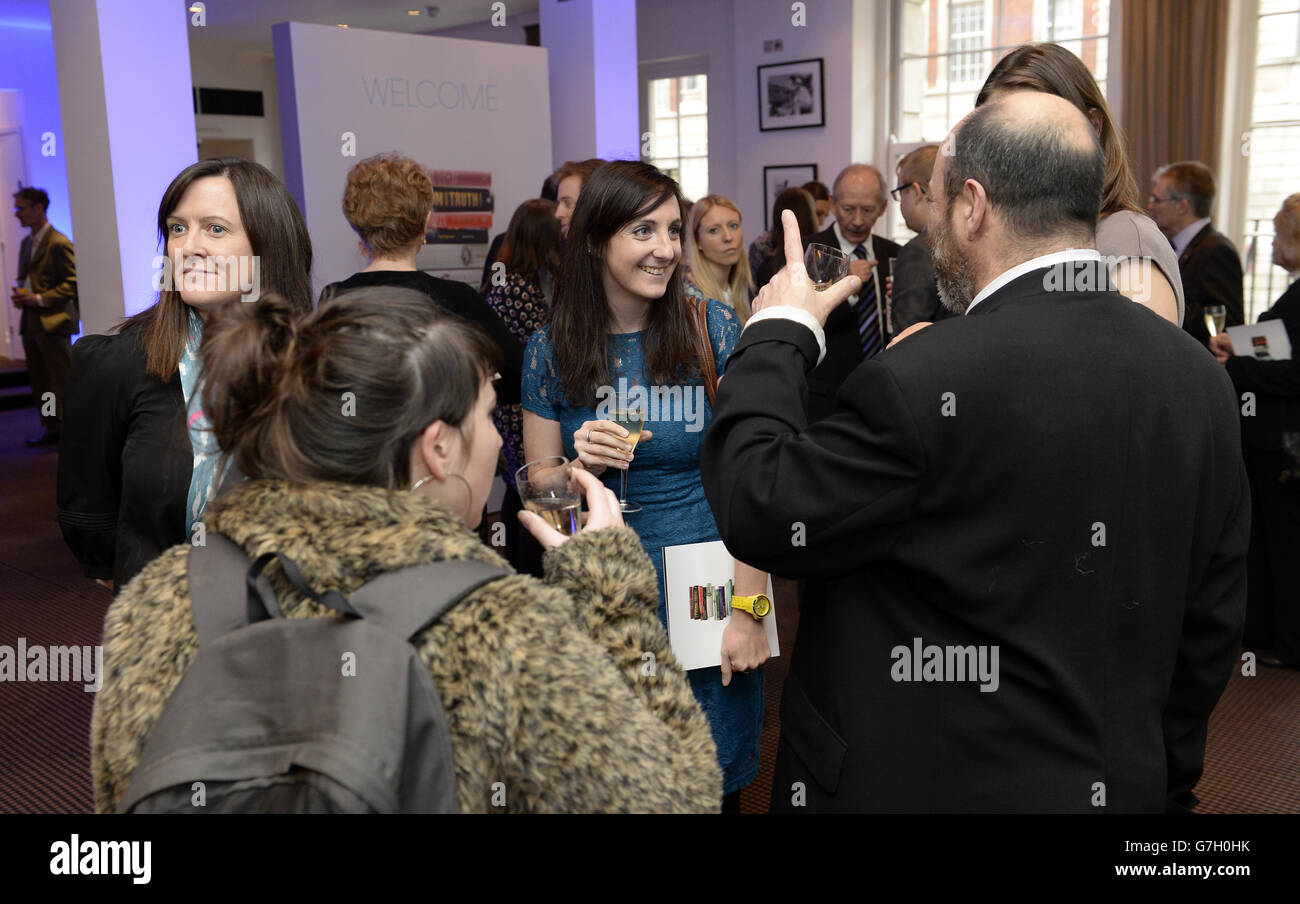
[521,298,764,795]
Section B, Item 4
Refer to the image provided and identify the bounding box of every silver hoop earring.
[411,475,434,492]
[446,472,473,521]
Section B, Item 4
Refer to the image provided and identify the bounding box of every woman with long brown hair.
[976,42,1183,325]
[58,158,313,592]
[520,160,770,811]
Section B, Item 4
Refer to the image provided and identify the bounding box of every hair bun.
[201,293,300,456]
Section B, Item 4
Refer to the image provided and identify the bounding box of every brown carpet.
[1,404,1296,813]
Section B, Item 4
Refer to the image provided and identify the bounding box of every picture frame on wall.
[763,164,818,229]
[757,58,825,131]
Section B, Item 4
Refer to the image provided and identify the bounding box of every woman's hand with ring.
[572,420,653,474]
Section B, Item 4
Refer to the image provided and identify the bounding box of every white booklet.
[662,540,780,671]
[1226,320,1292,361]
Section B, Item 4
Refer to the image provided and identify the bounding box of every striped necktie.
[853,244,882,359]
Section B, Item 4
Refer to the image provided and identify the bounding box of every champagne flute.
[515,456,581,535]
[611,401,646,514]
[804,243,850,291]
[1204,305,1227,337]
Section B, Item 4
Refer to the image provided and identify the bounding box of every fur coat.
[91,479,722,813]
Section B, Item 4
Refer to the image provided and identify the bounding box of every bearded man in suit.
[701,91,1247,813]
[11,187,78,446]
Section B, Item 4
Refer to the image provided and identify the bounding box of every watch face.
[753,595,771,617]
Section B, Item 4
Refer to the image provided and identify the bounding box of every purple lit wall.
[0,11,72,240]
[540,0,640,167]
[49,0,196,332]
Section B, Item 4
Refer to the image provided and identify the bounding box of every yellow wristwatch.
[731,593,771,620]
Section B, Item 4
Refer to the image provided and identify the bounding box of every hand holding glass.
[804,243,850,291]
[516,456,581,536]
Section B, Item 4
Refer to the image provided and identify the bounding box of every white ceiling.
[186,0,538,45]
[7,1,538,47]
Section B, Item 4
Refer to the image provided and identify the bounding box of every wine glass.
[515,456,581,535]
[1204,305,1227,337]
[611,396,647,514]
[804,243,850,291]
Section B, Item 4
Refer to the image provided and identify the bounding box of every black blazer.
[889,231,954,334]
[1179,223,1244,345]
[804,227,901,421]
[321,269,524,405]
[1224,279,1300,451]
[58,330,191,590]
[701,266,1248,813]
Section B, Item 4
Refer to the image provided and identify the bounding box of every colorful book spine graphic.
[427,170,494,245]
[688,583,733,621]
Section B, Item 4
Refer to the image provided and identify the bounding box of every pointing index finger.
[782,209,805,270]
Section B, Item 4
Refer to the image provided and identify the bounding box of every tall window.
[948,3,986,84]
[1243,0,1300,321]
[891,0,1110,238]
[643,72,709,202]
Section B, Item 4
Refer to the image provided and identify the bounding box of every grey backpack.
[118,534,507,814]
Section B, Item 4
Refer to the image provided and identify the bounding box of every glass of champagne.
[515,456,581,535]
[1204,305,1227,337]
[611,401,646,514]
[804,243,850,291]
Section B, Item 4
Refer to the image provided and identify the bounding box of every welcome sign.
[273,22,552,288]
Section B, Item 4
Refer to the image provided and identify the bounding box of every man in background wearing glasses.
[1148,161,1244,346]
[889,145,954,336]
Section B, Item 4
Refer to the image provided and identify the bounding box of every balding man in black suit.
[701,92,1247,813]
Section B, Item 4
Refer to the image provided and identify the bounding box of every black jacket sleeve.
[57,335,130,579]
[1224,355,1300,397]
[1203,241,1245,328]
[890,239,942,334]
[700,318,926,578]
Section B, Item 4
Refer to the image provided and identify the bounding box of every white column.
[49,0,197,334]
[539,0,641,168]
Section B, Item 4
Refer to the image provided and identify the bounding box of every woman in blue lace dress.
[521,161,770,810]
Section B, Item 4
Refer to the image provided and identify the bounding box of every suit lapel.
[28,229,54,268]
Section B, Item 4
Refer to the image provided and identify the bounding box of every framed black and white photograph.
[757,58,825,131]
[763,164,818,229]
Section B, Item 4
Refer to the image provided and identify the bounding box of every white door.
[0,128,28,361]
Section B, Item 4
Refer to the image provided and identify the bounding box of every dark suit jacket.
[700,265,1249,813]
[18,226,79,337]
[1179,223,1243,345]
[890,230,954,334]
[1224,278,1300,451]
[58,329,191,591]
[805,226,901,421]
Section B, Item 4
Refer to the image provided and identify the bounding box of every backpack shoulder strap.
[187,533,258,647]
[348,559,510,641]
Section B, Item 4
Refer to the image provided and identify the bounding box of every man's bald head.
[941,89,1104,247]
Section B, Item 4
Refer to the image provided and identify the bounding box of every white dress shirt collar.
[966,248,1102,314]
[1171,217,1212,258]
